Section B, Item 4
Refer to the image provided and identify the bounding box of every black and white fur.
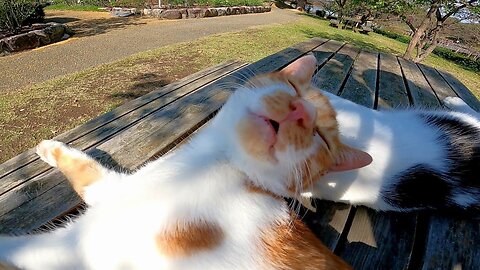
[307,94,480,213]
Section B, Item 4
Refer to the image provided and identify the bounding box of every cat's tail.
[0,227,82,270]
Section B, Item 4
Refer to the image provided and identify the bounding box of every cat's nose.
[285,100,316,128]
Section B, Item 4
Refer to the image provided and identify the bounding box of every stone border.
[0,23,72,56]
[142,6,272,19]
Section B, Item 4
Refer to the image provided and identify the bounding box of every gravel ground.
[0,7,300,92]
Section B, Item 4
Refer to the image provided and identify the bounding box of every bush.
[373,28,411,44]
[432,46,480,72]
[374,27,480,73]
[0,0,47,33]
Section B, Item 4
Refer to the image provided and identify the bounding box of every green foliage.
[432,47,480,72]
[0,0,46,33]
[374,27,480,72]
[373,28,411,43]
[46,4,105,11]
[52,0,263,7]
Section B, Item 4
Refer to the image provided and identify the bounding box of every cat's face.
[215,55,371,197]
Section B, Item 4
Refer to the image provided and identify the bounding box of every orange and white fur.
[0,55,371,270]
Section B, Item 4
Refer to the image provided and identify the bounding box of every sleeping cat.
[304,86,480,213]
[0,55,370,269]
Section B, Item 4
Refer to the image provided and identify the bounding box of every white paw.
[36,140,67,168]
[443,97,467,109]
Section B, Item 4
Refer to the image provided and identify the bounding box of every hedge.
[374,27,480,72]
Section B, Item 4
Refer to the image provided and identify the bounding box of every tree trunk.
[403,3,439,60]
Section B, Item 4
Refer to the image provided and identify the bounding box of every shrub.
[373,28,411,44]
[374,27,480,72]
[0,0,46,33]
[432,46,480,72]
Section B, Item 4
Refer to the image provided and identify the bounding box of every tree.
[402,0,480,62]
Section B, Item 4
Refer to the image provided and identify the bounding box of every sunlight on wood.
[347,208,378,248]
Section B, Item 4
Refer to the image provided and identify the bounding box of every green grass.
[1,14,479,163]
[45,4,107,12]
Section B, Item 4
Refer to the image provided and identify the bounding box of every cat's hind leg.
[443,97,478,115]
[37,140,122,205]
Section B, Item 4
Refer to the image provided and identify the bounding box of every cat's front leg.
[37,140,122,205]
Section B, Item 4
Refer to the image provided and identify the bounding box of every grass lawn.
[45,4,107,12]
[1,14,478,163]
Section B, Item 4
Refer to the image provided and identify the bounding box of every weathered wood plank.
[339,50,378,108]
[252,37,328,73]
[376,53,409,109]
[340,208,419,270]
[337,54,417,269]
[0,61,240,182]
[421,218,480,270]
[407,73,480,269]
[436,69,480,112]
[417,63,457,104]
[304,45,361,251]
[304,201,351,250]
[313,44,360,95]
[0,40,327,234]
[311,39,345,68]
[397,58,439,108]
[0,62,248,218]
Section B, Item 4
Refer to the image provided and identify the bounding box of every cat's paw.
[36,140,68,168]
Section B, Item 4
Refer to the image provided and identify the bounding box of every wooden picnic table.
[1,38,479,269]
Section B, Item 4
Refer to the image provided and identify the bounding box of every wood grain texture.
[0,39,327,234]
[311,39,345,68]
[336,55,418,270]
[377,54,409,110]
[340,208,418,270]
[339,50,378,108]
[421,217,480,270]
[313,44,359,95]
[0,62,248,221]
[303,45,361,252]
[417,63,457,105]
[397,58,439,109]
[435,69,480,112]
[0,61,240,182]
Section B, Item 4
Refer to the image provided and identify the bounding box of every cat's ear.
[330,145,372,172]
[278,54,317,91]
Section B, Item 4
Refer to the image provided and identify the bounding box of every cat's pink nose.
[284,100,315,128]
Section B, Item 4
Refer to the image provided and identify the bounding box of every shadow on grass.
[299,13,401,55]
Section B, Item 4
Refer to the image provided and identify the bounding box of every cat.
[303,87,480,214]
[0,55,372,270]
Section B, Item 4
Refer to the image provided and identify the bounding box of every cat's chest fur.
[76,159,289,270]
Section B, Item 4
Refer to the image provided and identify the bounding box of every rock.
[43,24,66,43]
[151,8,163,18]
[207,8,218,17]
[179,8,188,19]
[3,32,40,52]
[143,8,152,16]
[0,40,9,55]
[32,30,50,45]
[187,8,204,18]
[161,9,182,19]
[216,7,227,16]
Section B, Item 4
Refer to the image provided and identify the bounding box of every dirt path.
[0,8,299,92]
